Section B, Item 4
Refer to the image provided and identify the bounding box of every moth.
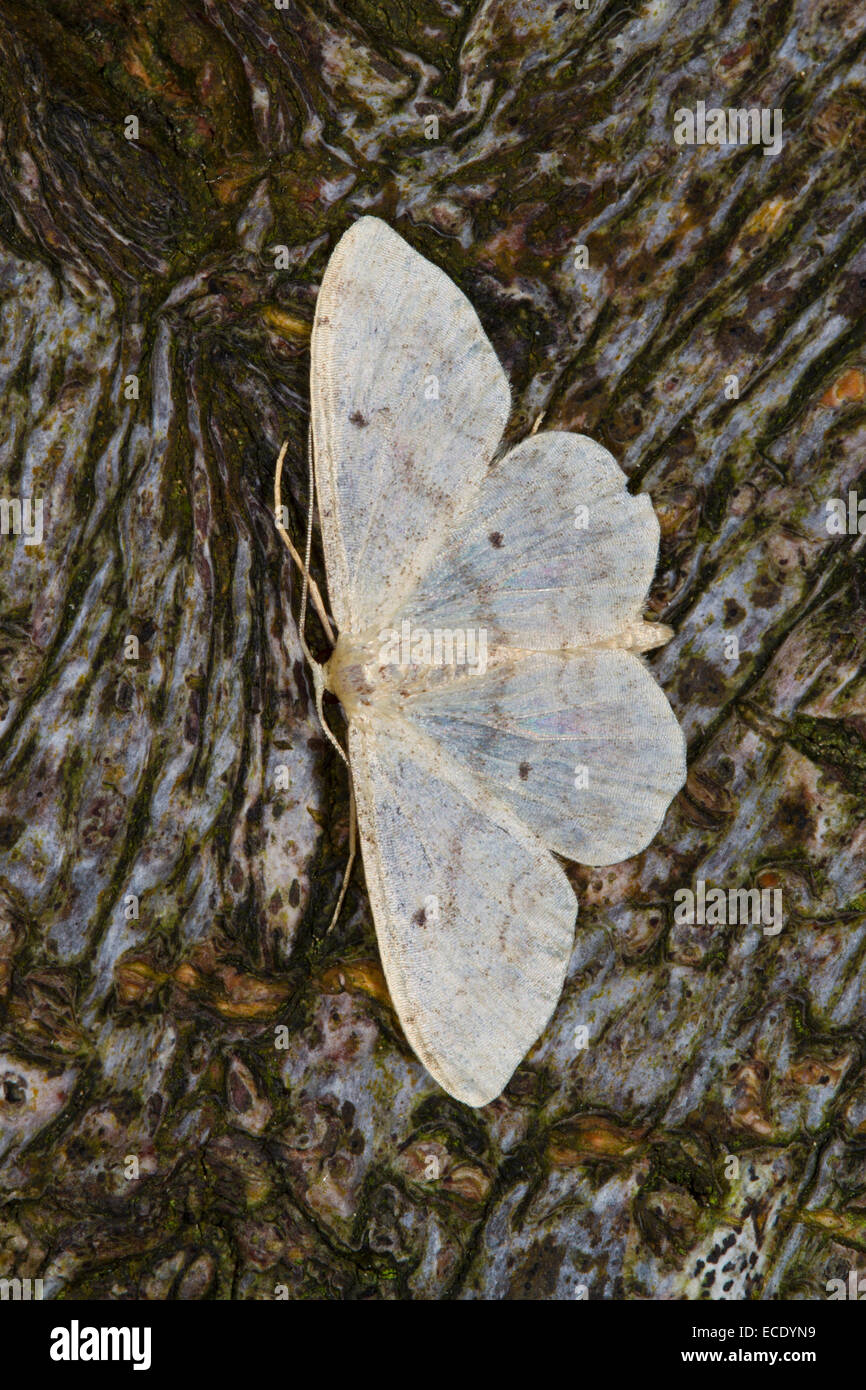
[277,216,686,1107]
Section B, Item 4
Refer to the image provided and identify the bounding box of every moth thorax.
[323,633,378,715]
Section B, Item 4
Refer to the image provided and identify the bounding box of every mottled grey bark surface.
[0,0,865,1300]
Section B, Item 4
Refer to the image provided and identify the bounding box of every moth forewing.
[309,215,510,636]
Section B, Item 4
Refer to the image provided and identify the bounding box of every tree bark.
[0,0,865,1300]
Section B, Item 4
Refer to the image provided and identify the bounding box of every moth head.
[323,632,377,716]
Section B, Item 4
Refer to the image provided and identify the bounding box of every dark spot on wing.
[349,410,368,427]
[489,531,504,548]
[412,907,426,927]
[519,761,531,780]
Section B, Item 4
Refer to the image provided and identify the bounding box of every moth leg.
[273,435,349,769]
[326,779,356,935]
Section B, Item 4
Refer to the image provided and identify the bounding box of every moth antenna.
[273,437,336,647]
[298,422,316,658]
[326,781,357,934]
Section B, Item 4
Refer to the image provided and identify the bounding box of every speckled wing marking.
[347,715,577,1107]
[310,215,510,633]
[389,430,665,649]
[401,650,687,866]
